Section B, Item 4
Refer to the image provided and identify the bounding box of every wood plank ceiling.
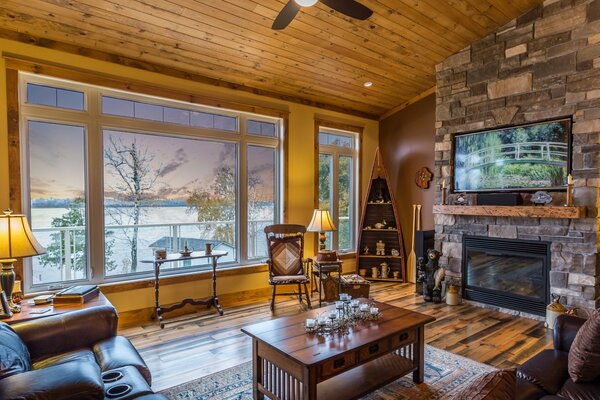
[0,0,544,119]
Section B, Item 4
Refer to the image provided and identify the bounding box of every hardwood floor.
[121,282,553,392]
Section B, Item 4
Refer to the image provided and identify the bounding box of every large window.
[318,127,358,252]
[20,73,281,291]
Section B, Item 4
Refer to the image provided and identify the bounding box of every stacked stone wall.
[435,0,600,311]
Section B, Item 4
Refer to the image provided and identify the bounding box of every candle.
[335,301,344,310]
[12,280,21,294]
[339,293,348,301]
[568,174,573,185]
[359,304,369,312]
[318,318,327,326]
[351,299,360,308]
[442,180,446,189]
[328,311,337,319]
[370,307,379,315]
[306,318,315,328]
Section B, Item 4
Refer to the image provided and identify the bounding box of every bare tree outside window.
[104,135,160,272]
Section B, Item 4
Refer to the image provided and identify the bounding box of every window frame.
[316,123,361,253]
[19,72,283,293]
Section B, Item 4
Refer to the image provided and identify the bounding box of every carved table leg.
[212,256,224,315]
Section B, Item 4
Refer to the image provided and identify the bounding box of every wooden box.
[335,275,370,299]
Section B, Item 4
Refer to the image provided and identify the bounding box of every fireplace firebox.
[462,236,550,316]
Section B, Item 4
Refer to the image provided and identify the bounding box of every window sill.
[99,263,268,294]
[338,252,356,260]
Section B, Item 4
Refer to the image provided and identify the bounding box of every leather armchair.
[0,305,166,400]
[516,314,600,400]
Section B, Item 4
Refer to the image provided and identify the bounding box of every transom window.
[20,73,282,292]
[318,127,358,252]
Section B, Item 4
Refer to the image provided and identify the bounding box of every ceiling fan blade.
[321,0,373,20]
[272,0,301,30]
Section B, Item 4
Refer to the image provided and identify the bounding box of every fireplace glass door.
[462,236,550,315]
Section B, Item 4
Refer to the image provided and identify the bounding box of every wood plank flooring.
[121,282,553,392]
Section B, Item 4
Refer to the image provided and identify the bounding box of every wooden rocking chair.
[264,224,312,312]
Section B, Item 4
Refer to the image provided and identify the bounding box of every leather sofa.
[517,314,600,400]
[0,305,167,400]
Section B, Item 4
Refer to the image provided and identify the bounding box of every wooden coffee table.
[241,300,435,400]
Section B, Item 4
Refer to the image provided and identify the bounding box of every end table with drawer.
[309,258,342,307]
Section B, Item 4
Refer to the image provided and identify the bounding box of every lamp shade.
[307,209,336,232]
[0,210,46,260]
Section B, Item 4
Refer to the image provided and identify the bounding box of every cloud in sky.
[158,147,189,177]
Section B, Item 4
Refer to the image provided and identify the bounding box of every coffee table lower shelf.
[257,351,416,400]
[317,352,415,400]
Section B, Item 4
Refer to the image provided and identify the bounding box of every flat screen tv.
[453,118,571,192]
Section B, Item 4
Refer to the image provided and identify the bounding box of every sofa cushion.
[0,323,31,379]
[558,377,600,400]
[452,368,516,400]
[517,349,570,395]
[33,349,96,370]
[568,308,600,383]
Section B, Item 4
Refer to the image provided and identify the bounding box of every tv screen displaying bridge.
[454,118,571,192]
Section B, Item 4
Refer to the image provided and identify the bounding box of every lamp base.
[0,260,20,313]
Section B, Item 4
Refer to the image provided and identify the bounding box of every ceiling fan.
[272,0,373,30]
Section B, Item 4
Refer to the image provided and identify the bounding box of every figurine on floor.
[417,249,446,303]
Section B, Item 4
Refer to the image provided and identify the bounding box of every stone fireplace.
[434,1,599,314]
[463,236,550,316]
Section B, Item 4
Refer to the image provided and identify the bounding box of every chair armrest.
[12,305,118,361]
[0,361,103,400]
[554,314,586,352]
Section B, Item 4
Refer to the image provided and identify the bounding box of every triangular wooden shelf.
[355,148,406,282]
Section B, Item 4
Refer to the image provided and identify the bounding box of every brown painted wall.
[379,94,436,254]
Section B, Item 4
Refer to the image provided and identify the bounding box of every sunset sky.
[28,121,275,202]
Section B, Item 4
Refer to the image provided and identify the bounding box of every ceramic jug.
[371,266,379,278]
[380,262,389,279]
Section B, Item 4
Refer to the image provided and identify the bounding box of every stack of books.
[53,285,100,304]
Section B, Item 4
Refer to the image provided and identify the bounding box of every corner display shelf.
[432,205,585,219]
[356,148,406,282]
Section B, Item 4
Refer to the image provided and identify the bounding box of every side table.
[140,250,228,328]
[3,292,111,325]
[309,258,342,307]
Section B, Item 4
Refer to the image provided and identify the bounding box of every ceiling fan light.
[294,0,318,7]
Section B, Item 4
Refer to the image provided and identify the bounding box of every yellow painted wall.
[0,38,378,313]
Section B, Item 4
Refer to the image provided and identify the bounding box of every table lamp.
[307,209,337,261]
[0,210,46,313]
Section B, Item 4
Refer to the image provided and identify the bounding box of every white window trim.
[318,126,359,253]
[19,72,282,293]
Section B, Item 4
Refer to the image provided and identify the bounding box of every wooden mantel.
[433,205,585,219]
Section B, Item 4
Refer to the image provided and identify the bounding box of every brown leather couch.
[0,305,167,400]
[517,314,600,400]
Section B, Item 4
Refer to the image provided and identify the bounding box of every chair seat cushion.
[568,308,600,383]
[270,275,310,284]
[557,378,600,400]
[0,323,31,379]
[33,349,96,370]
[517,349,570,395]
[93,336,152,385]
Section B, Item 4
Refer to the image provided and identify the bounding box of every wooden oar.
[407,204,417,283]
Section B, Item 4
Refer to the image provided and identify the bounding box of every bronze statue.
[416,249,446,303]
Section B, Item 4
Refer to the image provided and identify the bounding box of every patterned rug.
[159,345,494,400]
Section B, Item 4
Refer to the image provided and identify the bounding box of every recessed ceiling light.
[363,81,373,88]
[294,0,318,6]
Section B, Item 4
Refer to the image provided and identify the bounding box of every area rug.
[159,345,494,400]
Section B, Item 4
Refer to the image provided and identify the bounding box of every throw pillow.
[451,369,516,400]
[568,308,600,383]
[0,323,31,379]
